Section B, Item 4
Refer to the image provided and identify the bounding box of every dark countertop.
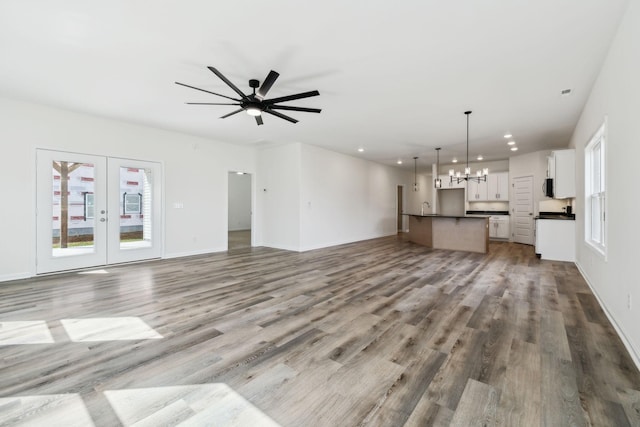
[466,210,509,216]
[536,211,576,220]
[403,213,489,219]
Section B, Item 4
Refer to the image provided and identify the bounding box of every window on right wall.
[585,120,607,256]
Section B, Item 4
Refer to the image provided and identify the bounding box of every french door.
[36,150,162,274]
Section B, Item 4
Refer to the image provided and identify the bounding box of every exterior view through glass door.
[36,150,161,274]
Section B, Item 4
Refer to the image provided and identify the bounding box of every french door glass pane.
[52,160,95,257]
[119,166,152,250]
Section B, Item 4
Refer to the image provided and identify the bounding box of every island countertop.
[403,213,490,219]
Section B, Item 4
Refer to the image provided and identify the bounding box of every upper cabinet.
[487,172,509,201]
[467,178,488,201]
[440,174,466,189]
[466,171,509,201]
[548,149,575,199]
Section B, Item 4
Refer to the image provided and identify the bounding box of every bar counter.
[403,214,489,254]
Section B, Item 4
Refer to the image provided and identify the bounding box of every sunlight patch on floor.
[104,383,281,427]
[0,321,54,345]
[0,394,95,426]
[61,317,163,342]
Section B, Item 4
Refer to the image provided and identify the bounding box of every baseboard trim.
[299,233,398,252]
[163,247,228,259]
[575,260,640,373]
[0,272,31,283]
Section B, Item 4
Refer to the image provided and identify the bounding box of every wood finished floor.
[1,237,639,426]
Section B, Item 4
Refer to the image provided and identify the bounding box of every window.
[123,193,142,215]
[83,192,94,220]
[585,121,606,255]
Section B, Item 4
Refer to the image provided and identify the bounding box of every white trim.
[0,273,32,283]
[584,119,607,259]
[163,247,229,259]
[575,260,640,373]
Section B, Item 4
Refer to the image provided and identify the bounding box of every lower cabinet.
[489,216,510,240]
[535,219,575,262]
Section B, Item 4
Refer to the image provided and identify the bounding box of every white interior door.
[512,176,534,245]
[36,150,162,274]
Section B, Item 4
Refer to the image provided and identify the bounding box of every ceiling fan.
[175,67,321,126]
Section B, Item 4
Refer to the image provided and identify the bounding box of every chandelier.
[449,111,488,184]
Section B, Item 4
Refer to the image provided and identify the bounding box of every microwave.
[543,178,554,198]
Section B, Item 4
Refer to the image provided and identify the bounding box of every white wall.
[228,172,251,231]
[299,144,414,251]
[0,97,256,281]
[569,0,640,365]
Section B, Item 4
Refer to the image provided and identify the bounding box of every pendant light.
[449,111,488,184]
[434,148,442,188]
[413,157,419,192]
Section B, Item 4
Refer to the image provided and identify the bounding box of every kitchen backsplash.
[468,201,509,211]
[539,199,573,213]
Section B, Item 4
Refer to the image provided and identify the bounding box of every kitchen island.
[403,214,490,254]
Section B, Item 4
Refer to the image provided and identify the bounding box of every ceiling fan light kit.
[449,111,489,184]
[176,67,321,126]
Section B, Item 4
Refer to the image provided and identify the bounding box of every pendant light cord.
[465,111,471,171]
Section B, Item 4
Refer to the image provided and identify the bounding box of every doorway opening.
[228,171,252,250]
[397,185,404,232]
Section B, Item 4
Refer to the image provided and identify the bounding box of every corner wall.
[570,0,640,365]
[298,144,414,251]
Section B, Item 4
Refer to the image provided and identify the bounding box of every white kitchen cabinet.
[548,149,575,199]
[489,215,510,240]
[440,174,465,189]
[487,172,509,201]
[535,219,575,261]
[467,179,488,201]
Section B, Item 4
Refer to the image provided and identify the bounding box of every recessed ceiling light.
[477,155,483,161]
[507,141,516,146]
[504,134,512,139]
[452,158,458,163]
[357,148,364,152]
[397,160,402,164]
[510,147,518,151]
[236,171,244,175]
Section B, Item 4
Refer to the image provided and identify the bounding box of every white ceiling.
[0,1,629,171]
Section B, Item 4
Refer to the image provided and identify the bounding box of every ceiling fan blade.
[207,67,249,101]
[186,102,241,105]
[270,105,321,113]
[255,115,264,126]
[264,90,320,105]
[256,70,280,100]
[220,108,245,119]
[175,82,240,102]
[264,109,298,124]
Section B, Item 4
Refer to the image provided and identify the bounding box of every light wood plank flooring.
[1,237,639,426]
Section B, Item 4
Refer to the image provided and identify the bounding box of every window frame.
[584,120,607,257]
